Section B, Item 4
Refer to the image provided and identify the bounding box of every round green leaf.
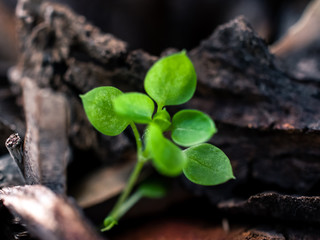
[146,124,186,176]
[171,110,217,147]
[144,51,197,107]
[152,108,171,131]
[138,181,167,198]
[80,86,130,136]
[113,92,155,124]
[183,143,235,186]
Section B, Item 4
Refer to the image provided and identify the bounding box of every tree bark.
[0,185,103,240]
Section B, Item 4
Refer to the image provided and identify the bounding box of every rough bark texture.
[0,185,103,240]
[1,0,320,239]
[182,15,320,199]
[22,78,69,192]
[219,192,320,224]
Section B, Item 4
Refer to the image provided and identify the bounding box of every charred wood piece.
[5,133,24,181]
[219,192,320,225]
[0,185,104,240]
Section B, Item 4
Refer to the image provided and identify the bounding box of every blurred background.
[0,0,312,101]
[0,0,313,95]
[0,0,311,58]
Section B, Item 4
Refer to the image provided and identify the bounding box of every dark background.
[0,0,311,56]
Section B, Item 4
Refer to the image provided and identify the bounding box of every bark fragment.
[219,192,320,224]
[0,185,103,240]
[186,16,320,196]
[22,78,69,193]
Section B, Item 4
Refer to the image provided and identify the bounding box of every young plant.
[80,50,235,231]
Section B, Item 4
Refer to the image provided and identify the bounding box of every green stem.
[103,123,146,230]
[108,159,144,220]
[115,190,143,220]
[157,104,164,113]
[130,122,142,155]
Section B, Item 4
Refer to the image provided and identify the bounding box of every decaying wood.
[185,16,320,197]
[0,185,103,240]
[22,78,69,193]
[4,0,320,238]
[219,192,320,224]
[5,133,24,179]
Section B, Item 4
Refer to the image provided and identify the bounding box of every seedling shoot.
[80,50,235,231]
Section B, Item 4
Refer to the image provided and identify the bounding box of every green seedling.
[80,50,235,231]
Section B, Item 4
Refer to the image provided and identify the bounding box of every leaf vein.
[188,155,212,170]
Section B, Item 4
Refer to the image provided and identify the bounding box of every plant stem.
[108,159,144,220]
[103,123,146,229]
[157,104,164,113]
[115,190,143,220]
[130,122,142,155]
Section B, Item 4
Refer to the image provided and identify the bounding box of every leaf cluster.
[81,51,234,186]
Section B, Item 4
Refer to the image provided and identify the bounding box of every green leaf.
[146,124,186,176]
[138,181,167,198]
[144,51,197,107]
[152,108,171,131]
[80,87,130,136]
[113,92,155,124]
[171,110,217,147]
[183,143,235,186]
